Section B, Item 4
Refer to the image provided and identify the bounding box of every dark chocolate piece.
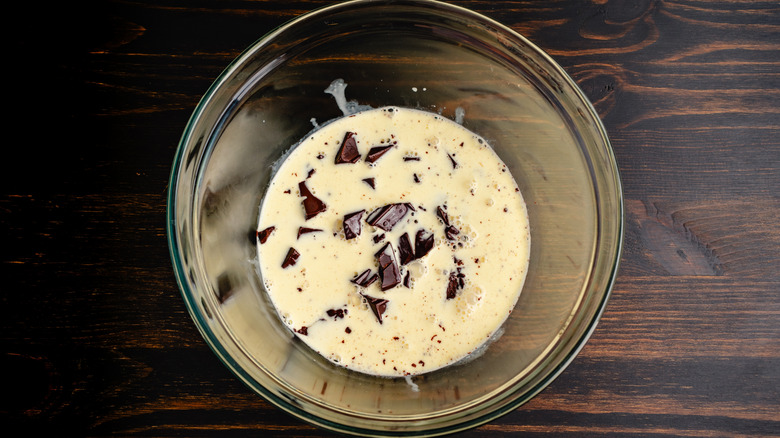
[297,227,323,239]
[362,177,376,189]
[281,247,300,268]
[306,168,316,179]
[361,293,389,324]
[298,180,327,220]
[343,210,365,240]
[257,226,275,244]
[345,327,352,334]
[326,308,348,320]
[351,269,379,288]
[366,203,413,232]
[398,233,415,265]
[373,233,385,244]
[414,229,434,259]
[335,131,360,164]
[446,272,460,300]
[375,242,402,291]
[365,145,393,163]
[446,268,466,300]
[447,153,458,169]
[296,326,308,335]
[436,206,449,225]
[413,173,420,183]
[403,156,420,161]
[403,270,411,288]
[436,205,459,240]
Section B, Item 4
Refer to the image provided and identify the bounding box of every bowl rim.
[166,0,624,435]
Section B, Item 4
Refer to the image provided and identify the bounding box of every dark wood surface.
[3,0,779,436]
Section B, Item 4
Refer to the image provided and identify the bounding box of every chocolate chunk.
[375,242,402,290]
[373,233,385,244]
[414,229,434,259]
[413,173,420,183]
[345,327,352,334]
[298,180,327,220]
[257,226,275,244]
[445,225,460,240]
[296,326,309,335]
[361,293,389,324]
[351,269,378,288]
[437,206,449,226]
[362,177,376,189]
[446,273,459,300]
[436,205,459,240]
[403,270,411,288]
[335,131,360,164]
[403,156,420,161]
[343,210,365,240]
[281,247,300,268]
[366,203,413,232]
[398,233,415,265]
[326,308,348,320]
[447,153,458,169]
[365,145,393,163]
[306,168,316,179]
[446,268,466,300]
[297,227,322,239]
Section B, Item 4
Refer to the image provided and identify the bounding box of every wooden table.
[3,0,778,436]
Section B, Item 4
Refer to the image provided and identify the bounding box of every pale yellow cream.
[257,106,530,377]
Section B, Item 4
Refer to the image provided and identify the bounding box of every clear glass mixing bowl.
[167,0,623,435]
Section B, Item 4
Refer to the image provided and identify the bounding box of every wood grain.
[2,0,778,436]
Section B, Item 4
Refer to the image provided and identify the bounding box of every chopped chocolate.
[365,145,393,163]
[414,229,434,259]
[296,326,309,335]
[403,270,411,288]
[298,180,327,220]
[447,153,458,169]
[343,210,365,240]
[316,153,325,160]
[375,242,402,290]
[362,177,376,189]
[361,293,389,324]
[446,268,466,300]
[281,247,300,269]
[297,228,322,239]
[257,226,275,244]
[366,203,413,232]
[351,269,379,288]
[413,173,421,183]
[436,206,449,225]
[446,274,459,300]
[398,233,415,265]
[335,131,360,164]
[306,168,316,179]
[373,233,385,244]
[403,156,420,161]
[345,327,352,334]
[326,308,348,320]
[436,205,459,240]
[445,225,460,240]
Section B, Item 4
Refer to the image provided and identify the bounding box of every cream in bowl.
[256,104,530,377]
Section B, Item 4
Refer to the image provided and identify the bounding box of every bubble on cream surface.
[256,106,530,377]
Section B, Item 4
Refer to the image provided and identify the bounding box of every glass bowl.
[167,0,623,435]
